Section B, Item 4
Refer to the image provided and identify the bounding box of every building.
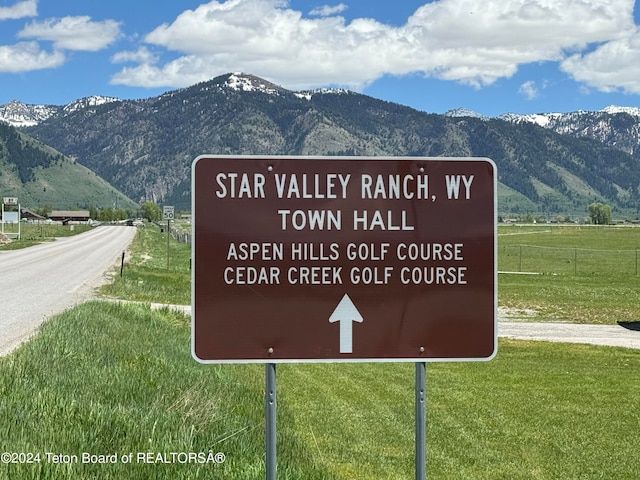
[48,210,91,224]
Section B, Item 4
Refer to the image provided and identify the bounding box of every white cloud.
[397,0,634,86]
[519,80,538,100]
[111,0,638,92]
[111,46,158,65]
[0,0,36,21]
[309,3,347,17]
[111,55,214,88]
[18,16,122,51]
[561,29,640,94]
[0,41,64,73]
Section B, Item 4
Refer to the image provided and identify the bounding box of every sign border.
[191,155,497,364]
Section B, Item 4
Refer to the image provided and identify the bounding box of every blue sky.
[1,0,640,117]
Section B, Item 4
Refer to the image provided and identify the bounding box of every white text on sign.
[214,172,475,232]
[214,172,474,201]
[223,242,468,287]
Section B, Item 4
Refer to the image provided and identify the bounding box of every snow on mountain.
[601,105,640,117]
[499,106,640,126]
[0,100,58,127]
[0,96,119,127]
[219,72,352,100]
[62,96,119,114]
[223,73,286,95]
[2,73,640,159]
[294,88,350,101]
[500,106,640,155]
[498,112,562,127]
[444,107,487,120]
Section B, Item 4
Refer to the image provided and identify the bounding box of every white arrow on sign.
[329,294,364,354]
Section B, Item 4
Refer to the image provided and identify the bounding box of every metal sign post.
[265,363,277,480]
[415,362,426,480]
[163,206,174,270]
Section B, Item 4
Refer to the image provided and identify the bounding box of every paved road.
[0,226,136,355]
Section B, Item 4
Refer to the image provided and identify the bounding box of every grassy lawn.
[100,224,191,305]
[282,340,640,479]
[1,302,639,479]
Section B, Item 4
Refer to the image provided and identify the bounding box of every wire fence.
[170,227,192,245]
[154,221,192,244]
[499,244,640,276]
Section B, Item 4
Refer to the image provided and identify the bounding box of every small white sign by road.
[163,206,175,220]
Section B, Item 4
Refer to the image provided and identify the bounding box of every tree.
[115,209,129,221]
[99,207,115,222]
[141,201,162,222]
[588,202,612,225]
[35,204,52,217]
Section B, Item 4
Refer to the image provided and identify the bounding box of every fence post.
[519,245,522,272]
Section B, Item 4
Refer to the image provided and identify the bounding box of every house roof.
[49,210,91,218]
[20,208,46,220]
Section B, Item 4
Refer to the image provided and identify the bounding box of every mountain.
[444,108,487,120]
[15,73,640,217]
[500,107,640,157]
[0,100,58,128]
[0,96,119,128]
[0,121,137,210]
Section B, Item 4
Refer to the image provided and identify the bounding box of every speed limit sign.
[163,206,175,220]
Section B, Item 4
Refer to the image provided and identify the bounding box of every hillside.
[0,121,137,210]
[19,73,640,217]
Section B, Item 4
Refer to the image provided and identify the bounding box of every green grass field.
[2,223,640,479]
[498,225,640,323]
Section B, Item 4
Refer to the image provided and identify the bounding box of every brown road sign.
[192,155,496,363]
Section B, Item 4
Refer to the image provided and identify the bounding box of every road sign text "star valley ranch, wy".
[191,156,497,363]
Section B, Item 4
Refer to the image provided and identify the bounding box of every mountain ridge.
[0,96,119,128]
[499,108,640,156]
[9,72,640,217]
[5,82,639,129]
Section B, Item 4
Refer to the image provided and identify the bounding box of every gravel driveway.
[498,308,640,350]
